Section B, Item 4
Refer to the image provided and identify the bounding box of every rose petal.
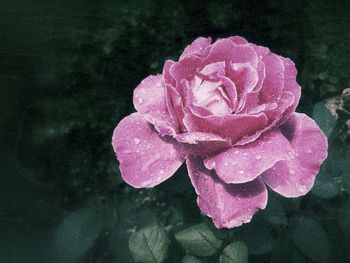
[204,130,294,184]
[219,76,238,111]
[112,113,184,188]
[133,75,176,135]
[175,132,231,156]
[187,156,268,228]
[279,57,301,124]
[258,53,284,104]
[165,84,185,131]
[183,110,268,142]
[236,91,295,146]
[169,56,203,83]
[163,59,176,86]
[229,36,249,45]
[262,113,328,197]
[227,62,258,111]
[198,61,226,80]
[180,37,212,60]
[204,39,258,68]
[237,59,266,113]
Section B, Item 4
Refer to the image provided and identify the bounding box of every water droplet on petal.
[244,153,248,156]
[137,98,144,104]
[239,170,244,175]
[289,169,296,175]
[234,150,240,155]
[133,137,141,144]
[255,155,262,160]
[160,169,165,175]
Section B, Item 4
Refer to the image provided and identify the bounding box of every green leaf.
[312,102,336,138]
[338,201,350,239]
[219,242,249,263]
[53,207,107,263]
[312,180,339,199]
[234,218,274,255]
[129,225,170,263]
[261,195,288,225]
[174,223,223,256]
[292,217,330,263]
[182,255,202,263]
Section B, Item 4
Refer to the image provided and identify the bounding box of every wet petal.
[133,75,176,135]
[163,59,176,86]
[197,61,226,80]
[204,130,294,184]
[258,53,284,104]
[175,132,231,156]
[180,37,212,60]
[279,57,301,124]
[262,113,328,197]
[204,39,258,68]
[112,113,184,188]
[238,59,265,113]
[187,157,268,228]
[227,62,258,111]
[165,84,185,130]
[229,36,249,45]
[169,56,203,83]
[183,110,268,142]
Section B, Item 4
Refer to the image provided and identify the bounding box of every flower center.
[191,76,231,116]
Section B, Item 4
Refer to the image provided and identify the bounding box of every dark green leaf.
[129,226,170,263]
[182,255,202,263]
[292,217,330,263]
[312,180,339,199]
[313,102,336,138]
[53,207,106,263]
[339,201,350,239]
[174,223,223,256]
[261,195,288,225]
[219,242,248,263]
[234,218,274,255]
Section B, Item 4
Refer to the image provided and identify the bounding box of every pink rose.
[112,36,328,228]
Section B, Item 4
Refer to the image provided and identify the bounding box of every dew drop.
[137,98,144,104]
[289,169,296,175]
[234,150,240,155]
[160,169,165,175]
[133,137,141,144]
[244,153,248,156]
[239,170,244,175]
[255,155,262,160]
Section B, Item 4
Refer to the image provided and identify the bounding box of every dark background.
[1,0,350,262]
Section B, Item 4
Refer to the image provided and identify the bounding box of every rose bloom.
[112,36,327,228]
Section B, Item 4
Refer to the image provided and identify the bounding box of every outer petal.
[204,130,295,184]
[262,113,328,197]
[204,39,258,68]
[279,57,301,124]
[187,157,268,228]
[229,36,249,45]
[163,60,176,86]
[112,113,184,188]
[183,110,268,142]
[169,56,203,83]
[179,37,212,60]
[133,75,176,135]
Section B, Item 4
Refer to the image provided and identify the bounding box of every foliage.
[0,0,349,262]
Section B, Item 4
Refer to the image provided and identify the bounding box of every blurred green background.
[1,0,350,262]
